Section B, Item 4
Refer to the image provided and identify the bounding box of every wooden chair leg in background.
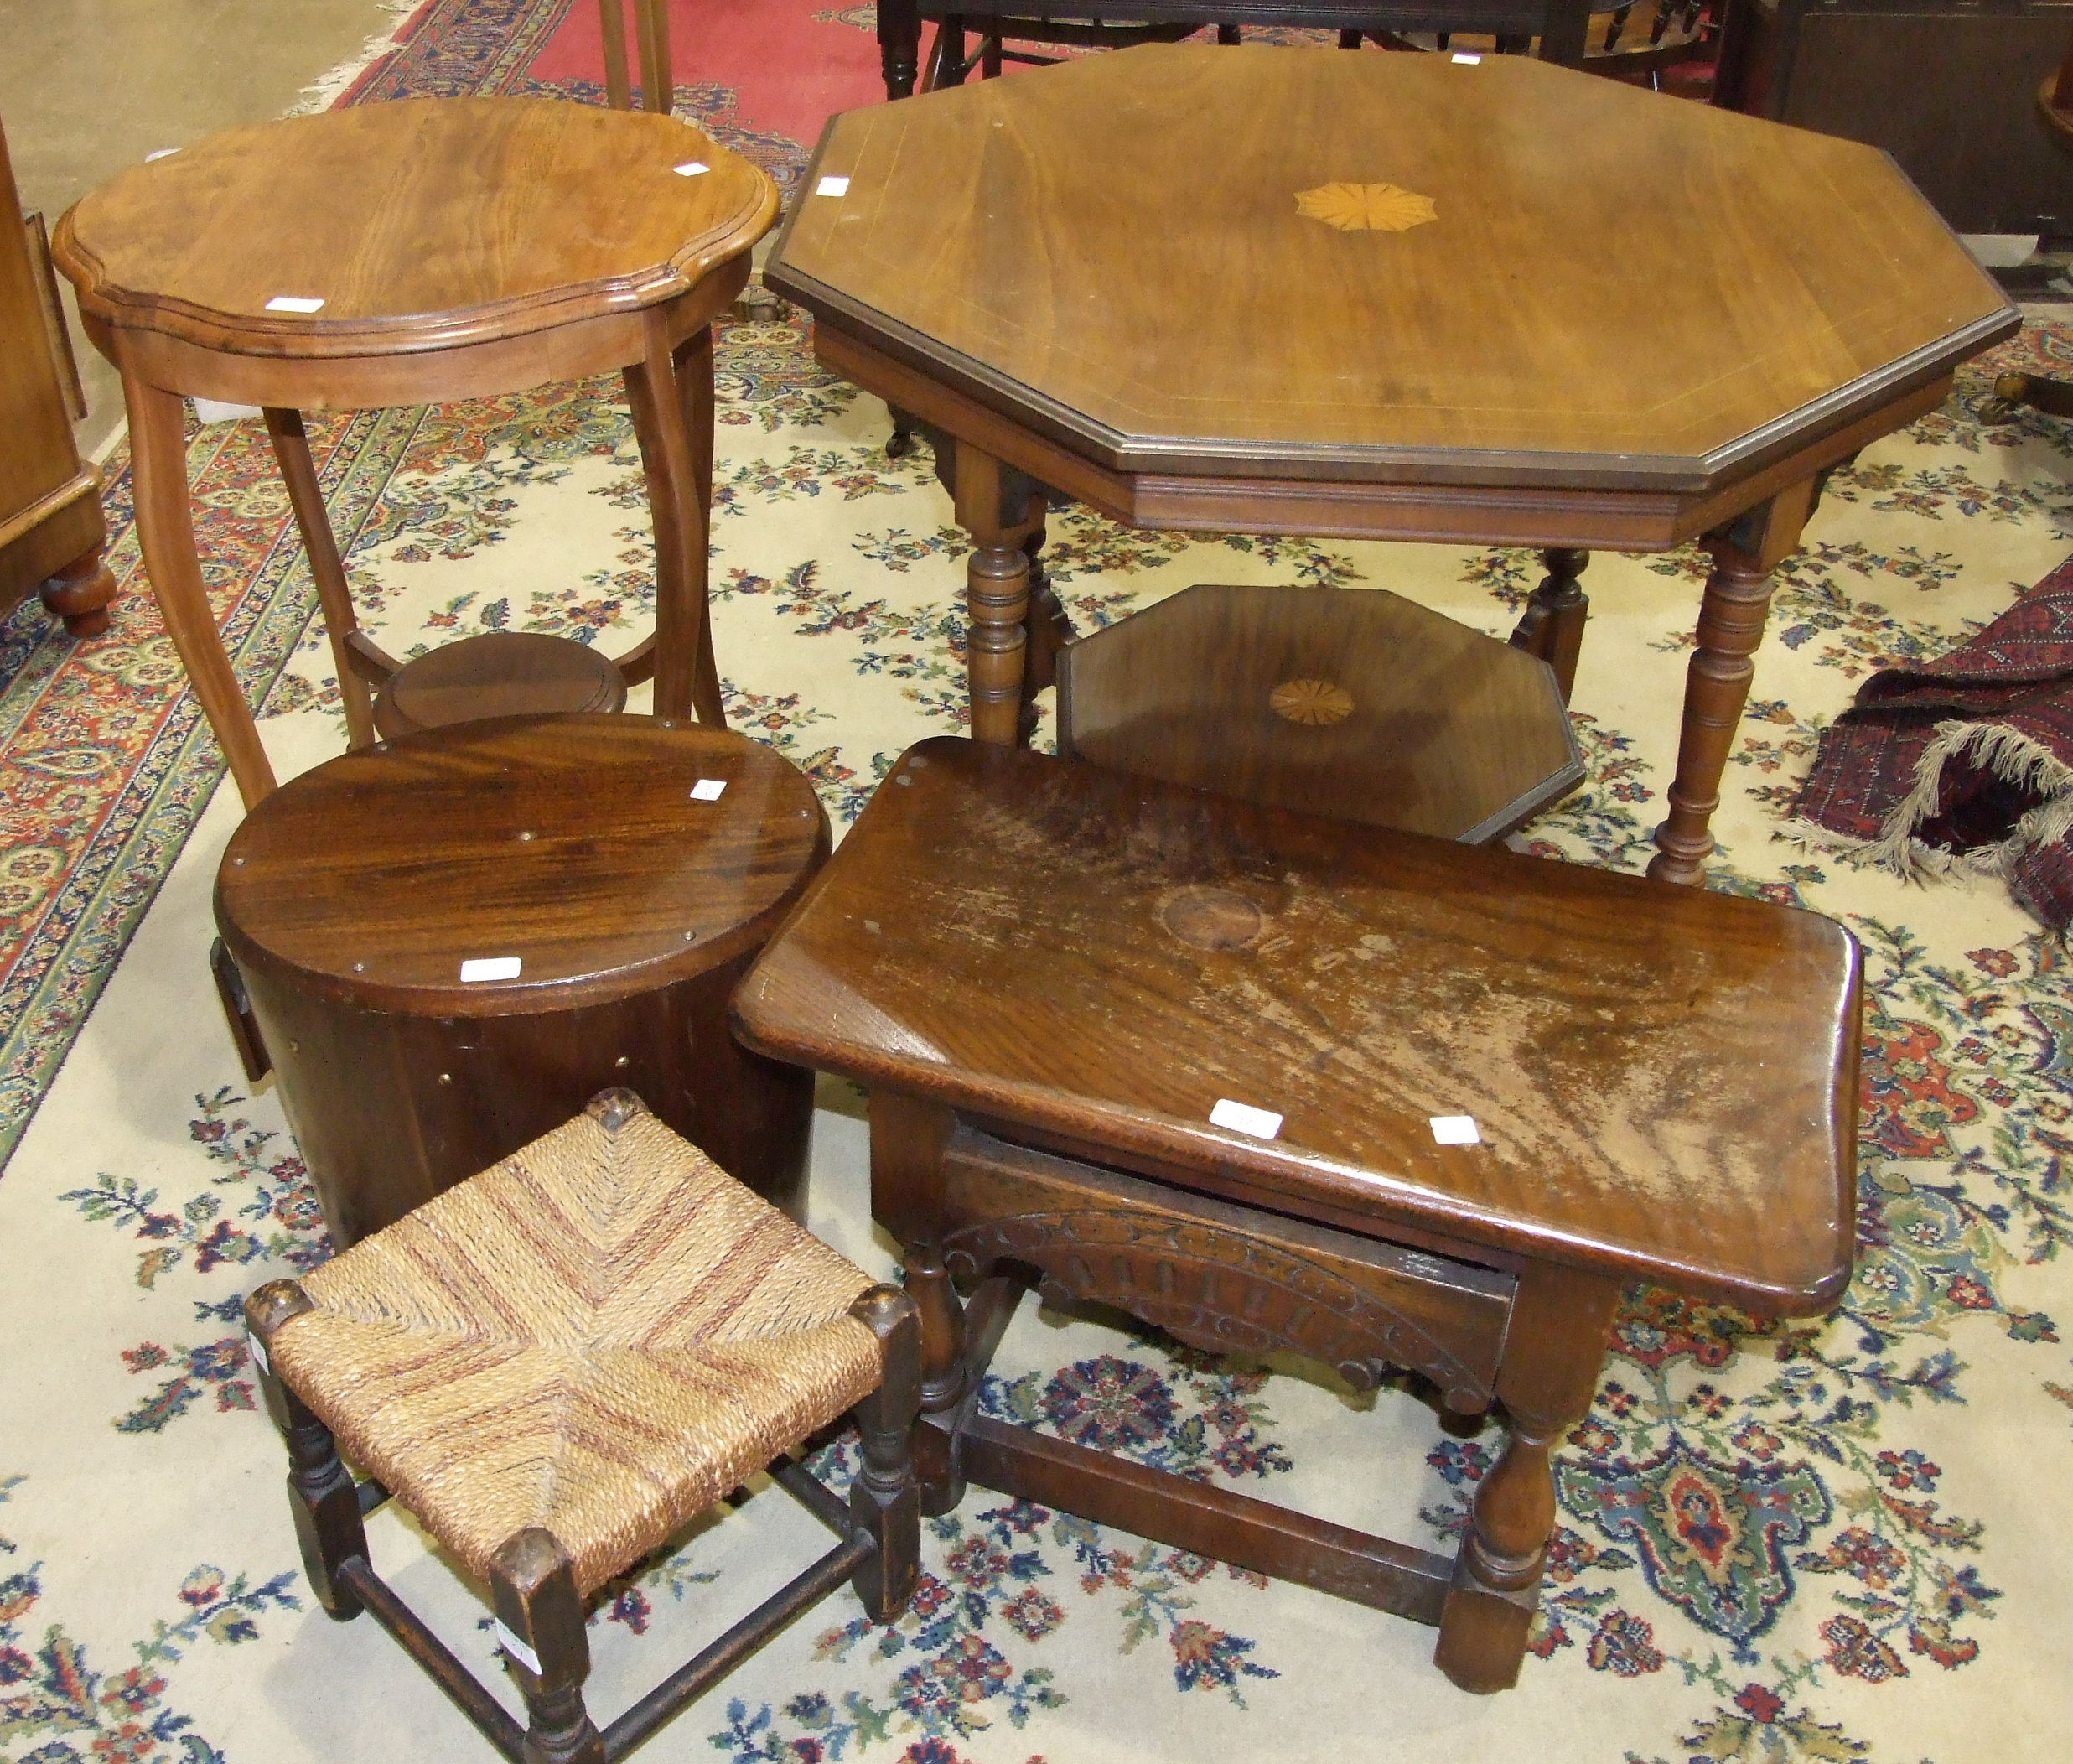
[599,0,633,107]
[634,0,674,114]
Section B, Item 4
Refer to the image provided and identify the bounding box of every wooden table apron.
[792,312,1956,886]
[81,260,745,812]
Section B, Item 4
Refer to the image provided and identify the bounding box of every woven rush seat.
[270,1097,883,1594]
[246,1090,921,1764]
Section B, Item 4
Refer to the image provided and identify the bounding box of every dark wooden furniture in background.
[766,45,2014,886]
[54,97,778,809]
[1713,0,2073,236]
[1056,581,1583,841]
[873,0,1595,101]
[735,736,1863,1694]
[0,112,117,641]
[247,1092,920,1764]
[213,713,830,1248]
[1993,35,2073,419]
[1390,0,1714,80]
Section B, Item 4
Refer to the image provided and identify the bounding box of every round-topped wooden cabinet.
[212,714,830,1247]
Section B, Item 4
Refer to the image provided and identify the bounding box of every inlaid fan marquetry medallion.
[1270,677,1355,725]
[1294,182,1438,233]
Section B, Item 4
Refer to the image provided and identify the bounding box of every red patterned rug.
[1795,553,2073,929]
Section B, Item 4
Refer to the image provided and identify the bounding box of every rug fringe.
[290,0,424,117]
[1862,716,2073,880]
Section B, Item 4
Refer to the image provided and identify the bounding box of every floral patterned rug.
[3,6,2071,1764]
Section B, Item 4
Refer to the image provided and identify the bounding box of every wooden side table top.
[770,45,2011,497]
[218,713,828,1017]
[735,737,1863,1314]
[54,96,777,360]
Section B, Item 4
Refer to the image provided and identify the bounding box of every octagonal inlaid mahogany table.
[764,44,2017,884]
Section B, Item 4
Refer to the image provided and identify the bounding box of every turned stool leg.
[245,1281,367,1621]
[902,1243,970,1516]
[492,1529,605,1764]
[847,1285,923,1621]
[1434,1264,1620,1693]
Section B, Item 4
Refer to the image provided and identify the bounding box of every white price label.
[459,957,522,983]
[1429,1115,1481,1145]
[1210,1098,1283,1140]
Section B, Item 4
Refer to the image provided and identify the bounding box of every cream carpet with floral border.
[3,289,2071,1764]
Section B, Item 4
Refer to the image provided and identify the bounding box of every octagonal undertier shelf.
[1055,583,1583,843]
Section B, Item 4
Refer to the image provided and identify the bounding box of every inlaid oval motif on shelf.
[1294,182,1438,232]
[1269,677,1355,726]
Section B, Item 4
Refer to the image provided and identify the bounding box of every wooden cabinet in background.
[0,112,115,640]
[1713,0,2073,238]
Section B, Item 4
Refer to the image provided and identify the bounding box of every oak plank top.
[55,97,777,357]
[217,714,827,1015]
[768,45,2014,490]
[735,738,1862,1310]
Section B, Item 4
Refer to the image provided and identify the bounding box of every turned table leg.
[41,539,117,639]
[1647,480,1812,886]
[1507,547,1588,703]
[626,310,724,728]
[121,364,277,807]
[1434,1263,1620,1693]
[878,0,921,98]
[491,1529,606,1764]
[953,440,1040,746]
[265,407,377,750]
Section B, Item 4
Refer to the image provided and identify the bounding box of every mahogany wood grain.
[737,736,1863,1312]
[736,738,1861,1690]
[773,47,2008,490]
[215,714,828,1243]
[55,100,770,359]
[1055,581,1582,843]
[54,98,776,804]
[371,630,627,741]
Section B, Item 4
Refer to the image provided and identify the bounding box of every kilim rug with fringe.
[0,6,2068,1763]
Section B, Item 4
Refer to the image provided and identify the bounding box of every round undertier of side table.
[371,630,628,741]
[214,713,830,1247]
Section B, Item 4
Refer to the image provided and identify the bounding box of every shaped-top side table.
[765,45,2017,884]
[55,96,779,809]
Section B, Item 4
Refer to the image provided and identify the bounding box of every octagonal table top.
[768,46,2015,492]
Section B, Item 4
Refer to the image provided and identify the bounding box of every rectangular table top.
[735,739,1861,1313]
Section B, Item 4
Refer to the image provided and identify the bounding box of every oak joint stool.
[735,737,1863,1694]
[246,1090,921,1763]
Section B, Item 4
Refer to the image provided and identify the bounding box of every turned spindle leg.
[246,1281,366,1620]
[492,1529,605,1764]
[847,1285,923,1621]
[1434,1263,1620,1694]
[953,442,1038,746]
[878,0,921,98]
[903,1242,971,1515]
[1507,547,1589,703]
[1648,481,1812,885]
